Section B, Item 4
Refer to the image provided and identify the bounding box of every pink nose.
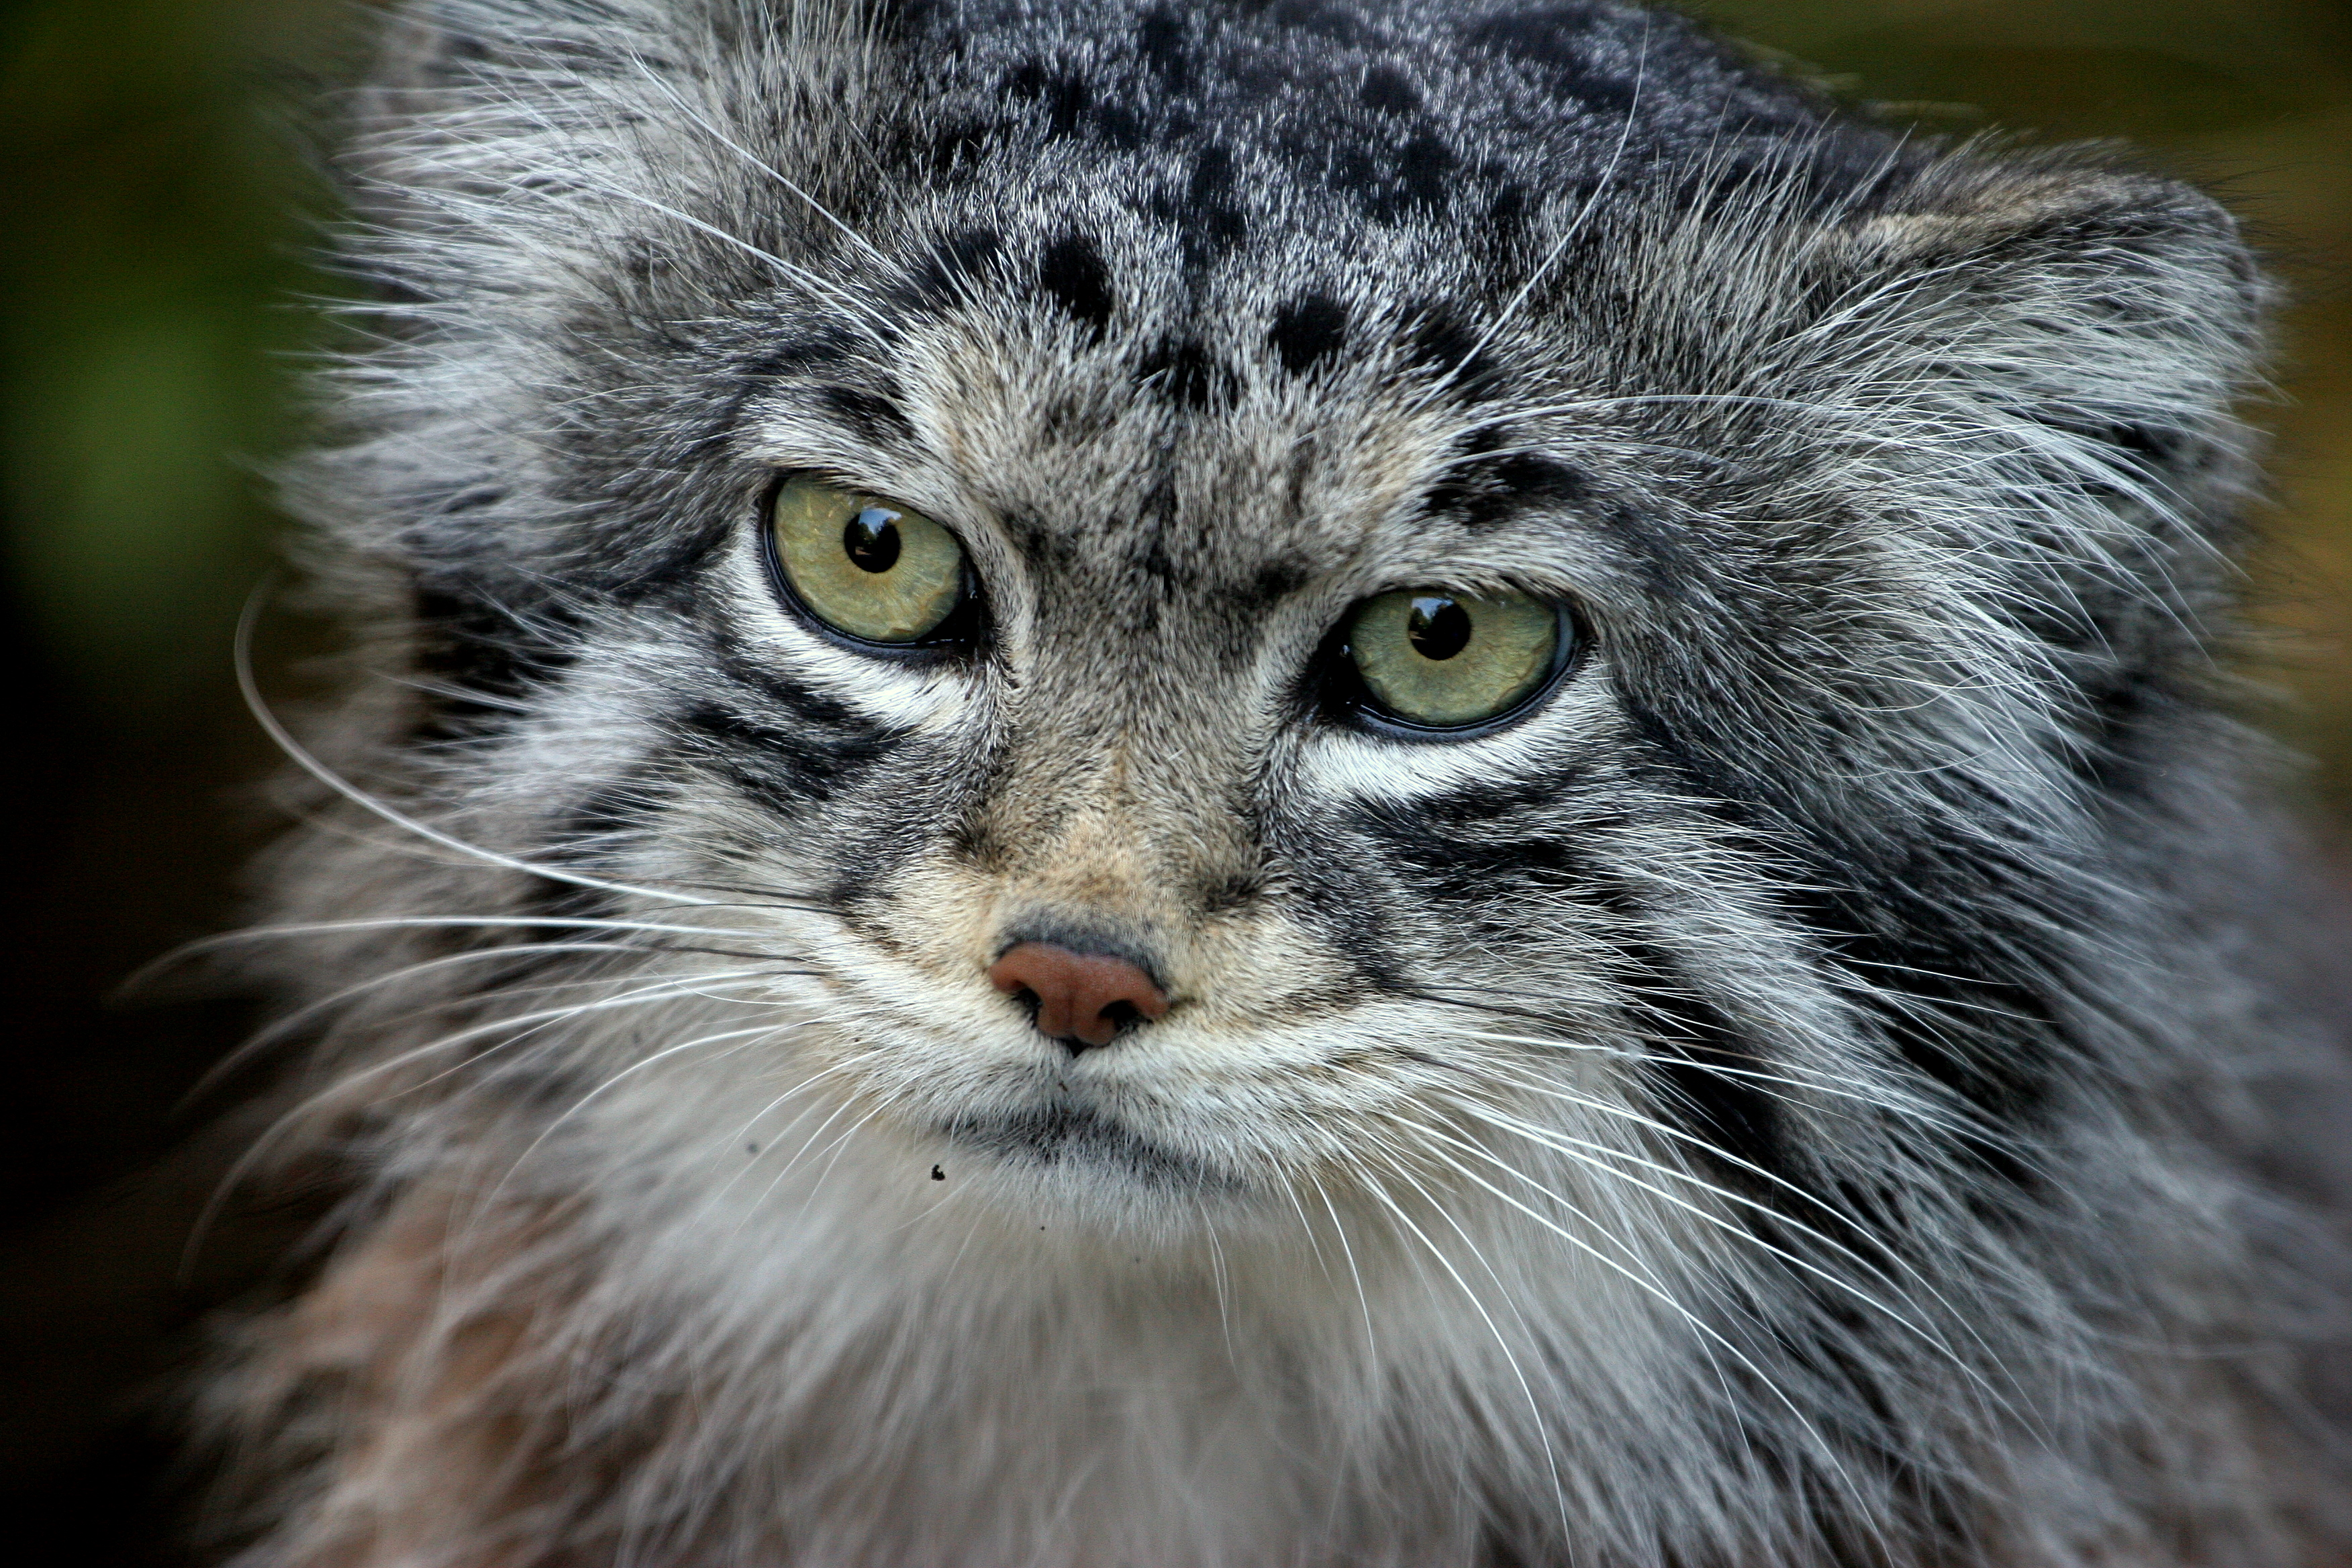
[987,942,1170,1050]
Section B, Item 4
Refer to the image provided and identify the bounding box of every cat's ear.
[338,1,885,279]
[356,1,641,118]
[343,1,674,201]
[354,0,880,105]
[1812,156,2266,537]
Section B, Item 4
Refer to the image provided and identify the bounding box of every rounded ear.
[351,0,885,109]
[365,0,481,100]
[338,2,653,213]
[332,0,887,285]
[1820,155,2267,529]
[350,1,605,128]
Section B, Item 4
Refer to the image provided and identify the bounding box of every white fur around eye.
[1297,663,1621,805]
[719,525,985,733]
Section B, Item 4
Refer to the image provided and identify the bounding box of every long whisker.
[622,54,895,268]
[691,1050,889,1222]
[136,914,773,981]
[1353,1159,1571,1536]
[1307,1170,1378,1360]
[1202,1193,1237,1364]
[793,1096,899,1219]
[1429,1100,1993,1397]
[1435,1012,1949,1124]
[1373,1122,1871,1520]
[177,938,768,1106]
[1465,1063,2015,1400]
[1416,977,1969,1134]
[483,1020,795,1208]
[183,965,787,1279]
[238,581,724,912]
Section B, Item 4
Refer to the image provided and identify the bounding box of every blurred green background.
[0,1,2345,1561]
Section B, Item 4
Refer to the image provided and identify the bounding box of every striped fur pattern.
[207,2,2352,1563]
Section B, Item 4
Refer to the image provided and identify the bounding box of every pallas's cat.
[206,2,2352,1564]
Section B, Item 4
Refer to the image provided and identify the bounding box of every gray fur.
[204,2,2352,1564]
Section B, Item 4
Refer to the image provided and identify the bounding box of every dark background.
[2,1,2347,1561]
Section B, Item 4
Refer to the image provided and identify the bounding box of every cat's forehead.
[896,0,1828,222]
[709,0,1887,587]
[734,190,1569,590]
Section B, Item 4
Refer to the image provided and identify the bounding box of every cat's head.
[301,0,2261,1252]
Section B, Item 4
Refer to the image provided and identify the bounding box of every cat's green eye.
[769,477,967,644]
[1344,589,1565,730]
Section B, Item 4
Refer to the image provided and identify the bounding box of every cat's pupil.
[1406,595,1473,661]
[843,508,903,573]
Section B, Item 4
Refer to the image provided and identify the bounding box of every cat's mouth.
[937,1099,1227,1190]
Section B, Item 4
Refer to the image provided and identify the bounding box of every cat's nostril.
[986,942,1170,1051]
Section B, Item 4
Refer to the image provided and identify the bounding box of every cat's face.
[333,0,2252,1264]
[518,211,1672,1233]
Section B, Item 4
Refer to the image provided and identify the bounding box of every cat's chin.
[893,1086,1313,1247]
[936,1097,1236,1193]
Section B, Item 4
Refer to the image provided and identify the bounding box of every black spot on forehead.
[1189,142,1234,201]
[1136,5,1191,92]
[1264,1,1369,46]
[1390,130,1454,217]
[818,385,915,444]
[1357,64,1417,115]
[1037,234,1115,342]
[1142,142,1250,268]
[1310,119,1459,223]
[901,0,1871,211]
[1487,182,1530,232]
[923,116,1003,177]
[1460,5,1641,115]
[1268,294,1349,375]
[1002,58,1095,140]
[1135,337,1235,411]
[1402,303,1503,403]
[900,227,1003,310]
[1191,146,1249,249]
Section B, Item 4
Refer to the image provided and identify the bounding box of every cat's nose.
[986,942,1169,1051]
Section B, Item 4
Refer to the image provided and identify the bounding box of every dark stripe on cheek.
[518,770,676,924]
[1614,938,1783,1185]
[1624,695,2055,1189]
[678,696,896,810]
[1338,795,1785,1183]
[1771,885,2049,1193]
[408,577,581,744]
